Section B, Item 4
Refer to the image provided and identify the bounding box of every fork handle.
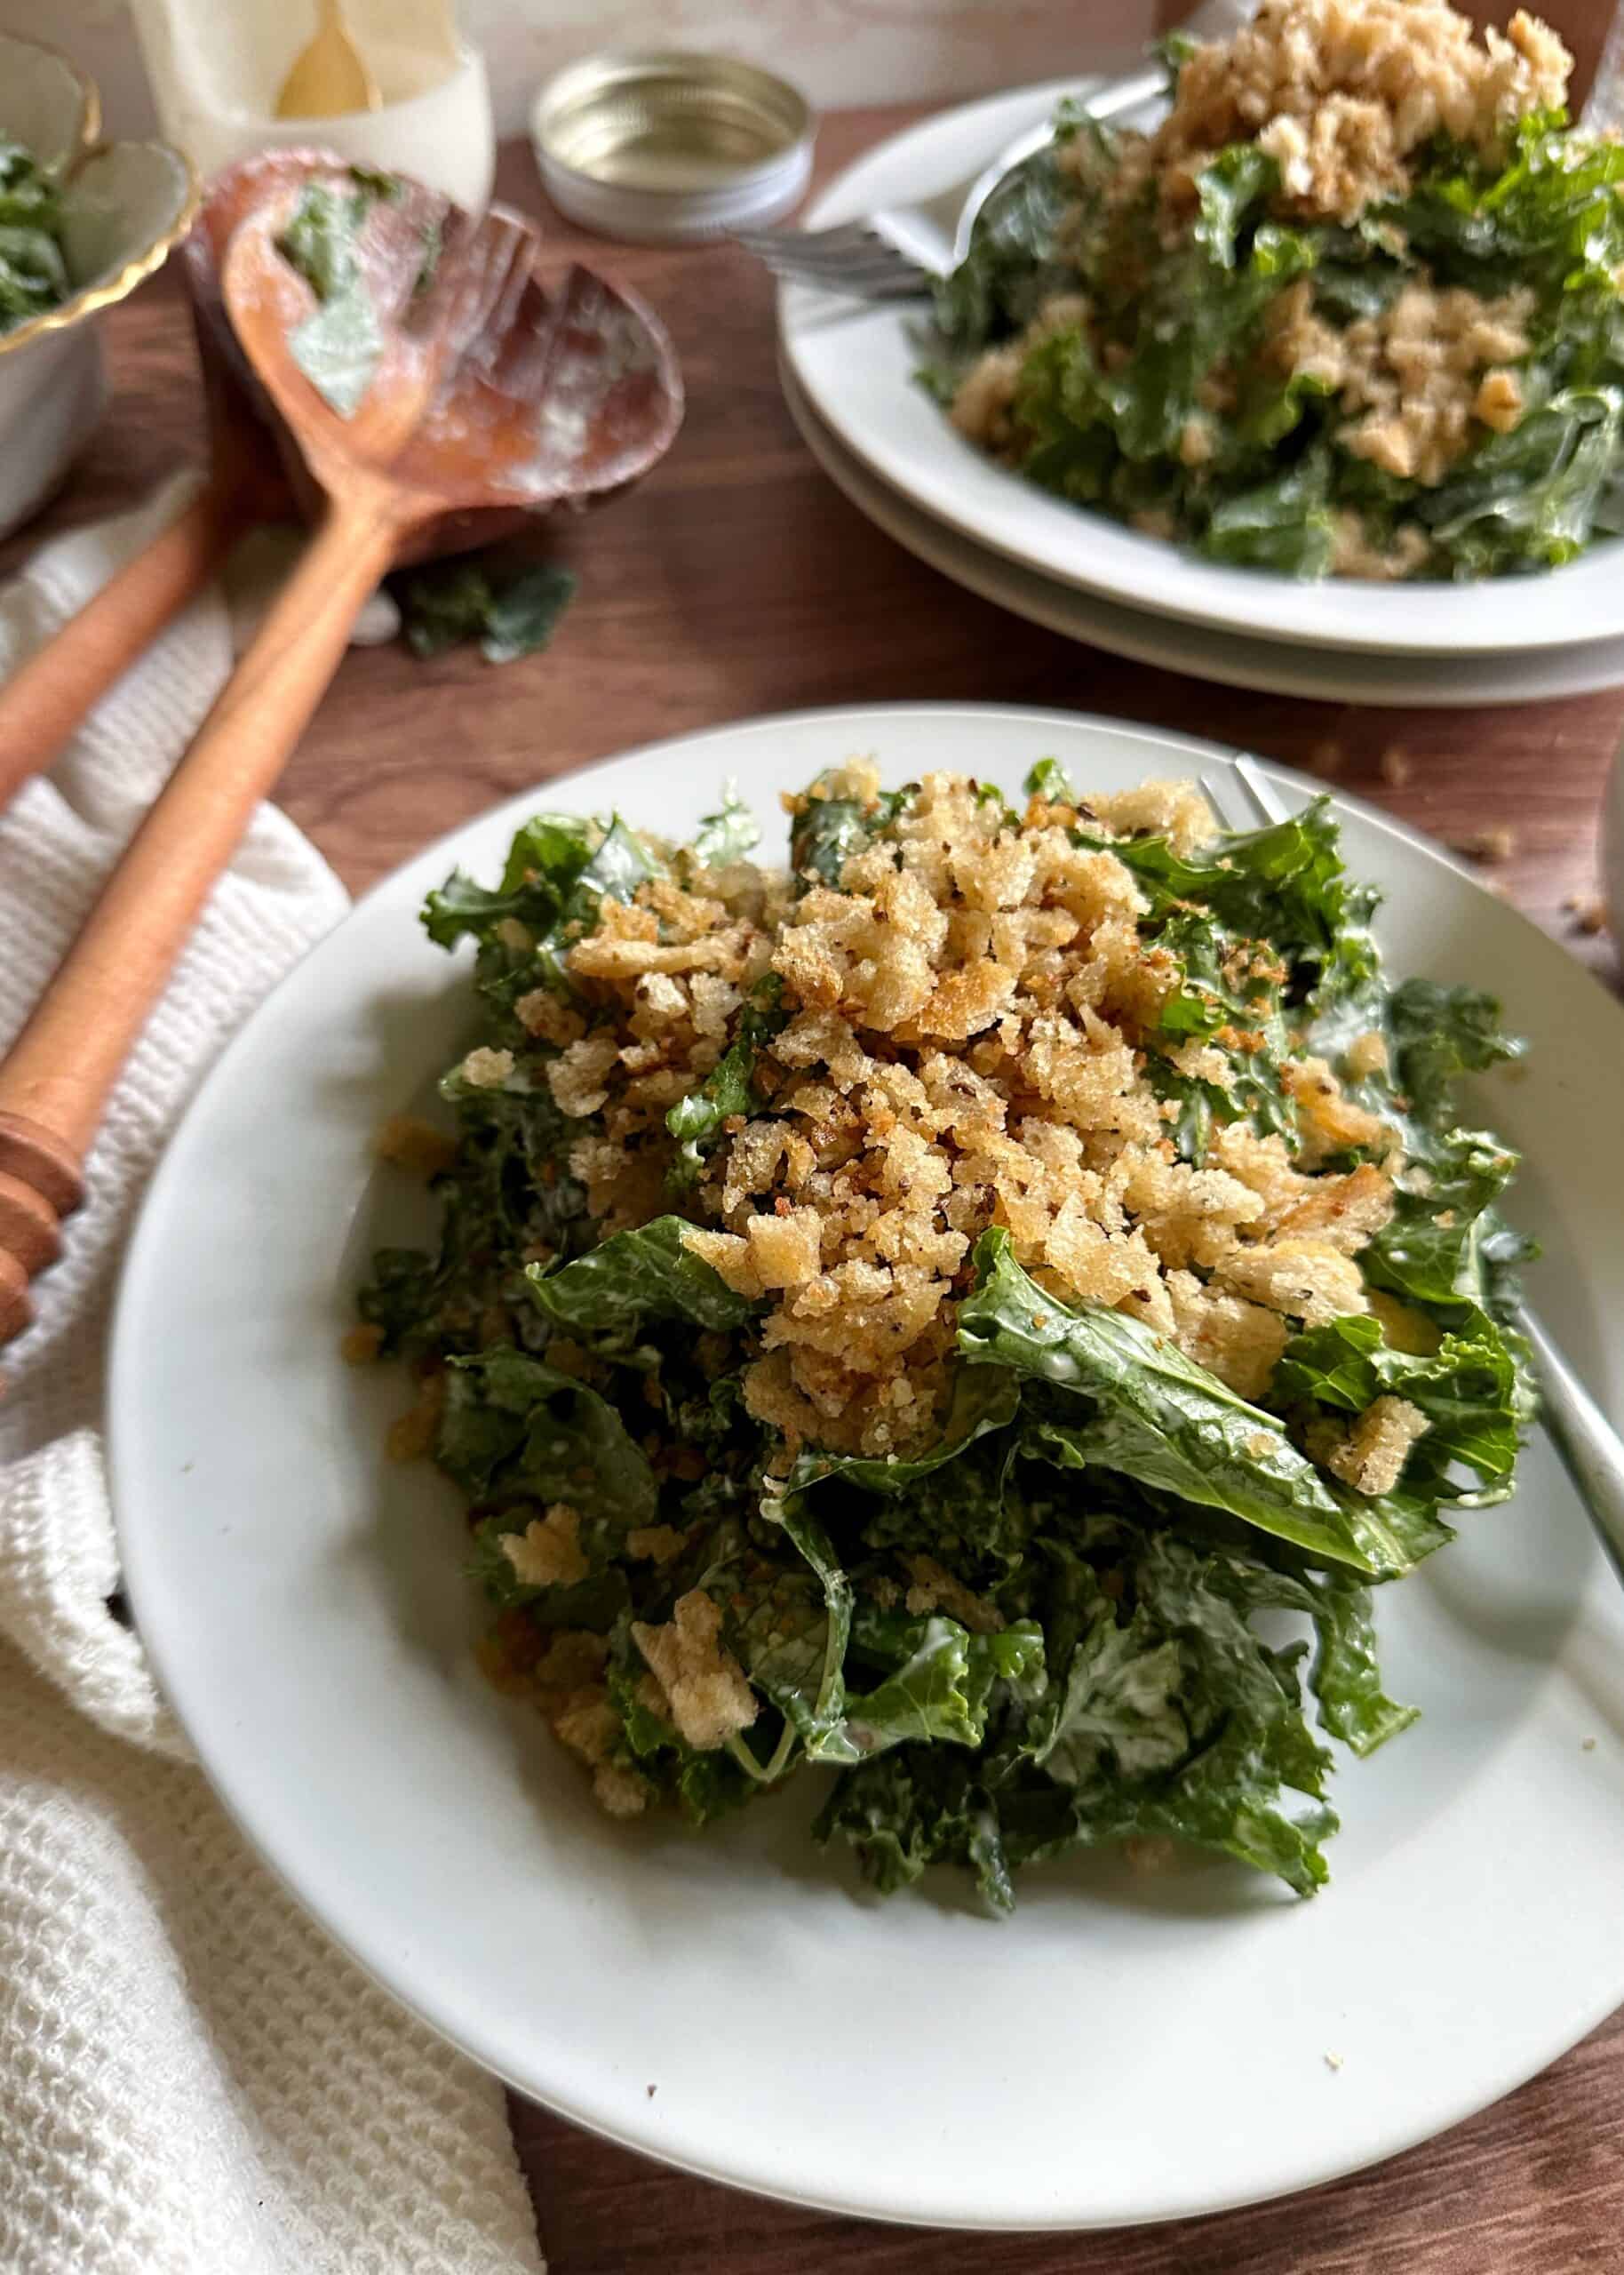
[1518,1304,1624,1577]
[0,486,399,1349]
[0,478,245,818]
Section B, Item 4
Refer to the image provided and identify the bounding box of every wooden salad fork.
[0,146,633,820]
[0,168,681,1345]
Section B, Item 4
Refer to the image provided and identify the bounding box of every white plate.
[782,360,1624,706]
[781,85,1624,659]
[111,706,1624,2232]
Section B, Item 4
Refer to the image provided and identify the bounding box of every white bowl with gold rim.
[0,34,197,539]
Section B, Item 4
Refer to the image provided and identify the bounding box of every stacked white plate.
[778,84,1624,707]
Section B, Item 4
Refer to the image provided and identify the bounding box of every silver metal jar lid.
[530,51,815,244]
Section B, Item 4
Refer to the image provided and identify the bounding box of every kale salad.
[0,133,74,336]
[355,758,1533,1911]
[927,0,1624,581]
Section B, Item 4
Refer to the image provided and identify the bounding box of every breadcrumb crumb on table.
[1453,826,1517,865]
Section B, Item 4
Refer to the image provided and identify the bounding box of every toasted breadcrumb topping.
[340,1322,385,1366]
[502,1504,589,1590]
[632,1589,760,1751]
[625,1523,691,1565]
[1154,0,1569,225]
[1265,275,1533,489]
[385,1370,445,1462]
[373,1112,459,1177]
[1325,1393,1431,1495]
[546,767,1404,1465]
[902,1554,1005,1634]
[459,1046,515,1090]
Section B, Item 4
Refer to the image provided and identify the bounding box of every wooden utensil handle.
[0,489,399,1349]
[0,481,244,818]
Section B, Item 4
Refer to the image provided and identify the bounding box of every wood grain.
[2,36,1622,2269]
[0,482,238,814]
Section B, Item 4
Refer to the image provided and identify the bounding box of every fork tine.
[760,255,927,293]
[731,219,932,297]
[747,236,909,270]
[749,251,930,298]
[747,242,911,274]
[1234,755,1291,826]
[732,220,879,253]
[1201,759,1291,833]
[1199,772,1237,831]
[744,236,923,277]
[777,267,935,302]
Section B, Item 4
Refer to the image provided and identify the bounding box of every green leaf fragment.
[437,1345,657,1522]
[524,1217,760,1334]
[960,1229,1389,1575]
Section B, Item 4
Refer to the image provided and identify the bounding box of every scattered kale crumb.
[393,549,579,665]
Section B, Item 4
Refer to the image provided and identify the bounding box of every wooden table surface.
[7,51,1624,2275]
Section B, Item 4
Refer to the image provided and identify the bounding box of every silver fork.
[733,0,1251,300]
[1205,754,1624,1575]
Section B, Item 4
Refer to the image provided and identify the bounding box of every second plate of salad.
[781,0,1624,655]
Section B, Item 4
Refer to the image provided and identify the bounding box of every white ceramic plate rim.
[780,84,1624,659]
[781,356,1624,706]
[109,705,1624,2231]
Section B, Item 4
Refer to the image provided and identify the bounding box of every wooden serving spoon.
[0,174,681,1344]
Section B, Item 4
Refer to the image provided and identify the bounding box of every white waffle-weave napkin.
[0,476,546,2275]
